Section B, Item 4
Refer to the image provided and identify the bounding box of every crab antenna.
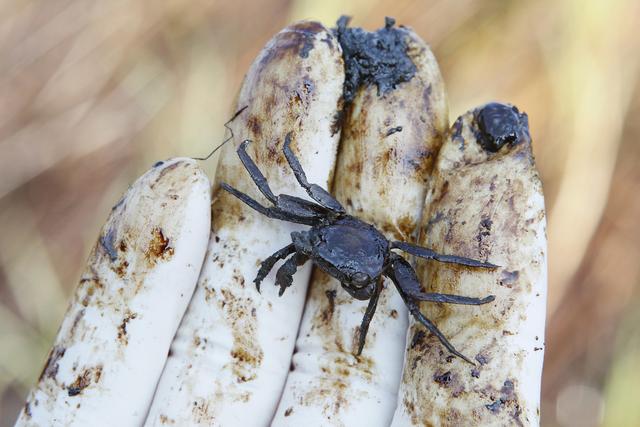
[193,105,248,161]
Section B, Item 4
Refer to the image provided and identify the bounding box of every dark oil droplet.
[476,103,525,152]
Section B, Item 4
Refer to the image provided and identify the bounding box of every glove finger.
[144,21,344,426]
[272,19,448,427]
[15,158,211,426]
[391,104,547,426]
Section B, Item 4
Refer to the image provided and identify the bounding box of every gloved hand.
[15,19,547,427]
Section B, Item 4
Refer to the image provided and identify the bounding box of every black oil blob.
[476,103,529,152]
[386,126,403,137]
[334,16,417,104]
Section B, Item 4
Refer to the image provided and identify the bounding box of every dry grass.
[1,0,639,425]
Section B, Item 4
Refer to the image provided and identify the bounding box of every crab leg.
[220,183,301,222]
[391,240,498,269]
[384,253,475,364]
[410,293,495,305]
[404,299,474,364]
[235,139,278,204]
[356,280,383,356]
[254,243,296,292]
[283,133,345,213]
[220,183,322,226]
[386,253,495,306]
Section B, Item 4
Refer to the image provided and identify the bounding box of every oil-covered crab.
[221,134,497,363]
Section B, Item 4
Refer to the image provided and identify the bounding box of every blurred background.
[1,0,639,425]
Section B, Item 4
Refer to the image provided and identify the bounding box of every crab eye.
[350,272,370,287]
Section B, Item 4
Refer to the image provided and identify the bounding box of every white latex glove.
[15,19,547,427]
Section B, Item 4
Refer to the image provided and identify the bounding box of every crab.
[220,134,497,363]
